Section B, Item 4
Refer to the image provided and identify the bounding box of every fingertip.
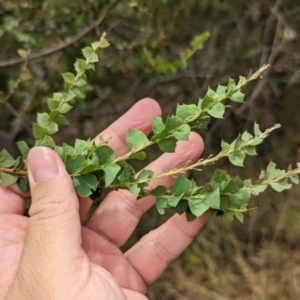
[135,98,162,117]
[175,131,204,160]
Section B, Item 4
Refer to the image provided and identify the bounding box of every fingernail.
[28,147,59,183]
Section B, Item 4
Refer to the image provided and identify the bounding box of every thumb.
[17,147,84,291]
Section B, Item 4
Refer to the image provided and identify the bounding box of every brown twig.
[0,53,30,107]
[0,0,119,68]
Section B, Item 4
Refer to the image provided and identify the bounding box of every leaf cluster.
[0,38,299,223]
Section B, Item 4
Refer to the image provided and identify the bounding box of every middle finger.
[84,132,204,247]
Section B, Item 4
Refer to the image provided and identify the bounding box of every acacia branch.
[0,0,119,68]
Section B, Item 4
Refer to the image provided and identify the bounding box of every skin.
[0,98,209,300]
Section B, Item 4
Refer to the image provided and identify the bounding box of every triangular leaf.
[189,199,209,217]
[172,175,192,196]
[126,129,149,150]
[158,137,177,152]
[66,154,87,175]
[73,174,98,197]
[173,124,191,141]
[0,172,18,187]
[104,163,121,186]
[229,149,246,167]
[0,149,15,167]
[208,102,225,119]
[203,188,220,209]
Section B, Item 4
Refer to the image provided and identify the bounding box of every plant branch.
[0,0,119,68]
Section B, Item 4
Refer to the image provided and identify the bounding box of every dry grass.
[147,180,300,300]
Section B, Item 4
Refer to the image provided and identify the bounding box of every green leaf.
[207,88,218,98]
[197,116,211,129]
[290,175,299,184]
[0,172,18,187]
[242,131,253,142]
[75,79,86,88]
[243,146,257,156]
[74,59,88,72]
[128,152,147,160]
[230,90,244,103]
[211,169,230,184]
[39,135,55,148]
[271,180,292,192]
[17,177,29,195]
[73,174,98,197]
[62,72,75,83]
[254,123,262,136]
[200,95,215,110]
[129,184,140,195]
[176,104,198,121]
[33,123,48,140]
[65,90,76,102]
[126,129,149,150]
[92,37,110,50]
[173,200,188,214]
[152,116,165,134]
[37,112,50,127]
[62,143,76,159]
[223,176,243,193]
[224,211,235,221]
[235,211,244,223]
[104,163,121,186]
[251,184,267,195]
[98,37,110,48]
[16,141,31,159]
[47,99,60,111]
[95,145,115,165]
[216,84,227,96]
[229,149,246,167]
[54,146,63,159]
[208,102,225,119]
[230,190,251,206]
[221,140,230,151]
[189,199,209,217]
[203,188,220,209]
[266,161,280,178]
[156,198,170,215]
[13,157,25,170]
[138,169,154,180]
[79,164,95,175]
[167,194,184,207]
[190,31,210,49]
[173,124,191,141]
[151,128,168,142]
[59,103,73,114]
[165,116,183,131]
[158,137,177,152]
[172,175,192,196]
[53,93,63,100]
[74,139,89,153]
[151,186,167,196]
[117,165,134,182]
[66,154,87,174]
[82,47,94,59]
[53,114,69,126]
[239,76,247,84]
[250,137,263,146]
[47,122,59,135]
[0,149,15,167]
[17,49,29,58]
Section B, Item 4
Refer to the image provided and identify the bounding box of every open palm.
[0,99,208,300]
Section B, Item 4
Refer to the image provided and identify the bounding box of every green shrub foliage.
[1,36,299,223]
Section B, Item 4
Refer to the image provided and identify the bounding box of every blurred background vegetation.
[1,0,300,299]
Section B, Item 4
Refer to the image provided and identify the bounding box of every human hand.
[0,98,209,300]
